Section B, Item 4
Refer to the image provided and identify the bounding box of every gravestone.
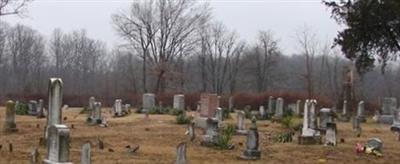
[365,138,383,152]
[113,99,123,117]
[81,142,91,164]
[89,97,95,111]
[201,118,219,146]
[324,123,337,146]
[390,108,400,135]
[240,117,261,160]
[353,116,362,136]
[236,111,248,135]
[309,100,318,130]
[379,97,397,124]
[46,78,63,140]
[28,100,38,116]
[229,96,234,112]
[92,102,102,124]
[299,99,321,145]
[142,93,156,111]
[187,122,195,142]
[357,101,366,122]
[199,93,219,118]
[259,106,267,120]
[173,94,185,111]
[215,107,223,122]
[295,100,301,116]
[37,99,45,118]
[175,142,187,164]
[274,97,284,119]
[44,124,72,164]
[267,96,274,116]
[3,100,18,132]
[123,104,131,114]
[31,148,39,163]
[287,103,297,116]
[319,108,334,130]
[339,100,350,122]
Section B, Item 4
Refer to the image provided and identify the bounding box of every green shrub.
[280,115,293,129]
[243,106,252,119]
[222,108,231,119]
[215,124,235,149]
[15,103,29,115]
[169,108,183,116]
[273,131,294,143]
[176,113,191,124]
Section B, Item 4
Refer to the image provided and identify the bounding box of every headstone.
[324,123,337,146]
[240,117,261,160]
[390,108,400,133]
[93,102,102,124]
[267,96,274,115]
[44,124,72,164]
[199,93,219,118]
[365,138,383,152]
[295,100,301,116]
[3,100,18,132]
[309,100,318,129]
[201,118,219,146]
[379,97,397,124]
[46,78,63,140]
[113,99,123,117]
[175,142,187,164]
[215,107,223,122]
[142,93,156,111]
[259,106,267,120]
[319,108,334,130]
[81,142,91,164]
[357,101,366,122]
[123,104,131,115]
[89,97,95,111]
[228,96,234,112]
[37,99,45,118]
[28,100,38,116]
[173,94,185,111]
[236,111,248,135]
[31,148,39,163]
[339,100,350,122]
[274,97,284,119]
[299,99,321,145]
[353,116,362,136]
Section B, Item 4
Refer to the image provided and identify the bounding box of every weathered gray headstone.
[28,100,38,116]
[173,94,185,111]
[299,99,321,145]
[3,100,18,133]
[93,102,102,124]
[187,122,195,142]
[123,104,131,114]
[353,116,362,136]
[236,111,248,135]
[215,107,223,122]
[339,100,350,122]
[37,99,45,118]
[81,142,91,164]
[319,108,334,130]
[201,118,219,146]
[324,123,337,146]
[357,101,366,122]
[379,97,397,124]
[142,93,156,111]
[228,96,234,112]
[44,124,72,164]
[46,78,63,140]
[295,100,301,116]
[175,142,187,164]
[390,108,400,134]
[274,97,284,119]
[309,100,318,130]
[89,97,95,111]
[259,106,267,120]
[240,117,261,160]
[113,99,123,117]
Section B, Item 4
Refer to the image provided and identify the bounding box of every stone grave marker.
[309,100,318,130]
[295,100,301,116]
[37,99,45,118]
[240,116,261,160]
[143,93,156,111]
[201,118,219,146]
[173,94,185,111]
[274,97,284,119]
[113,99,123,117]
[339,100,350,122]
[28,100,38,116]
[267,96,274,115]
[379,97,397,124]
[81,142,91,164]
[187,122,195,142]
[353,116,362,137]
[46,78,63,140]
[390,108,400,139]
[236,111,248,135]
[199,93,219,118]
[319,108,334,130]
[324,123,337,146]
[44,124,72,164]
[175,142,187,164]
[357,101,366,122]
[3,100,18,133]
[259,106,267,120]
[229,96,234,112]
[299,99,321,145]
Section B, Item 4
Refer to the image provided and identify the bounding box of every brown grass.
[0,107,399,164]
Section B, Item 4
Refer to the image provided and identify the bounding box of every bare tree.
[0,0,32,16]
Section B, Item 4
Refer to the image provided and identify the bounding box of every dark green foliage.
[280,116,293,129]
[243,106,252,119]
[324,0,400,74]
[176,113,192,124]
[222,108,231,119]
[169,108,184,116]
[15,103,28,115]
[273,131,294,143]
[215,124,235,150]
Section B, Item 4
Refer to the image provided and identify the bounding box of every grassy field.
[0,107,399,164]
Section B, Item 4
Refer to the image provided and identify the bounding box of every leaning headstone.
[319,108,334,131]
[3,100,18,133]
[44,124,72,164]
[37,99,45,118]
[113,99,123,117]
[228,96,234,112]
[142,93,156,111]
[357,101,366,122]
[175,142,187,164]
[236,111,248,135]
[259,106,267,120]
[28,100,38,116]
[324,123,337,146]
[299,99,321,145]
[46,78,63,140]
[240,117,261,160]
[379,97,397,124]
[173,94,185,111]
[81,142,91,164]
[274,97,284,119]
[199,93,219,118]
[201,118,219,146]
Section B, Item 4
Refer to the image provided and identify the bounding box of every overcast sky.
[1,0,341,55]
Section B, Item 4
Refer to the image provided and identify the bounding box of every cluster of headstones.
[112,99,131,117]
[25,99,46,118]
[86,96,107,127]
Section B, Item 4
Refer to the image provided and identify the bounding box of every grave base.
[390,124,400,132]
[194,117,208,129]
[298,136,322,145]
[338,115,350,122]
[240,149,261,160]
[43,159,73,164]
[378,115,394,124]
[236,129,248,135]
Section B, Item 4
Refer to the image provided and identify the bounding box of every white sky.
[1,0,341,55]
